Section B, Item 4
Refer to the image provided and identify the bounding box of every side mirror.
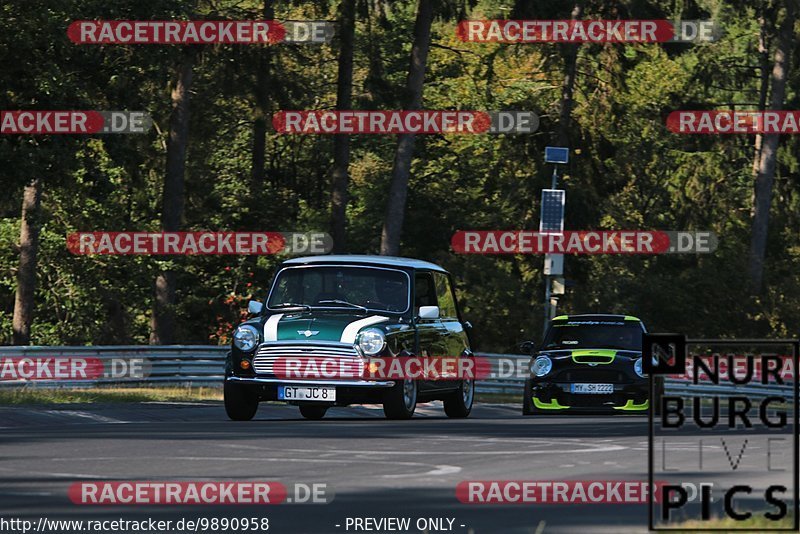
[463,320,473,330]
[248,300,264,315]
[418,306,440,320]
[519,340,537,354]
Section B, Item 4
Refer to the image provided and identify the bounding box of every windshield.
[267,266,410,313]
[543,322,643,351]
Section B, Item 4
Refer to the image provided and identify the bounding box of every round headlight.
[530,355,552,377]
[634,357,645,378]
[358,328,386,356]
[233,325,259,352]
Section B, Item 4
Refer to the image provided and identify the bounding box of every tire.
[522,379,535,415]
[224,382,259,421]
[444,378,474,418]
[299,405,328,420]
[383,378,417,420]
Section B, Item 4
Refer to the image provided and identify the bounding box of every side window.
[414,272,438,311]
[433,272,458,320]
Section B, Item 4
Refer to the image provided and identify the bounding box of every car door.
[432,271,470,391]
[413,271,446,392]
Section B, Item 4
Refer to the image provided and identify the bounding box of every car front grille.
[253,342,363,375]
[560,393,625,407]
[556,369,626,382]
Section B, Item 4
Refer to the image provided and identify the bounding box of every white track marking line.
[0,491,54,497]
[44,410,127,424]
[383,464,462,478]
[0,467,115,479]
[214,442,628,455]
[42,456,456,475]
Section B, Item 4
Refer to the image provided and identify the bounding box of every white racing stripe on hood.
[263,313,284,341]
[340,316,389,344]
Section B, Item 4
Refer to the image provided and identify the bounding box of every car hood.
[262,312,392,343]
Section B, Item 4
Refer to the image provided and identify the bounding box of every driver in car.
[615,329,635,348]
[374,278,406,312]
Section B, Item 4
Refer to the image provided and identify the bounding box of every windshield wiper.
[316,299,368,313]
[272,302,312,311]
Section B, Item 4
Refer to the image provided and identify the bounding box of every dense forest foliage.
[1,0,799,352]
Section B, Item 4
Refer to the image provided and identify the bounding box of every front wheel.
[224,382,259,421]
[383,378,417,419]
[299,405,328,420]
[444,378,474,418]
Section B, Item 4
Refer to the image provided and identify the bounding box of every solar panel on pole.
[544,146,569,164]
[539,189,565,233]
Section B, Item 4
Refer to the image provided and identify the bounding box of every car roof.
[552,313,642,322]
[281,255,448,273]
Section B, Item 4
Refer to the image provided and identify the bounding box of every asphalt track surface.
[0,402,794,534]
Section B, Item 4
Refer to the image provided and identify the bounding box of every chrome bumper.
[226,376,395,388]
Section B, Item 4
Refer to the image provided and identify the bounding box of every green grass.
[673,512,794,532]
[0,386,223,405]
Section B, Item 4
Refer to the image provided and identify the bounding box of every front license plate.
[278,385,336,402]
[571,383,614,394]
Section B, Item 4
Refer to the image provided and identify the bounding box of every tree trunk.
[748,1,797,292]
[12,178,43,345]
[750,12,770,184]
[330,0,356,253]
[150,47,196,344]
[380,0,433,256]
[554,2,583,147]
[251,0,275,190]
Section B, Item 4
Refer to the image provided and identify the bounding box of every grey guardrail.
[0,346,528,394]
[0,346,227,388]
[0,347,793,401]
[661,381,793,400]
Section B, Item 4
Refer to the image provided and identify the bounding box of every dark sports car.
[522,314,659,414]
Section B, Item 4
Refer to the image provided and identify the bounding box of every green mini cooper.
[224,255,475,420]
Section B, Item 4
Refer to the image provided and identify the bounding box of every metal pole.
[543,165,559,337]
[543,275,551,337]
